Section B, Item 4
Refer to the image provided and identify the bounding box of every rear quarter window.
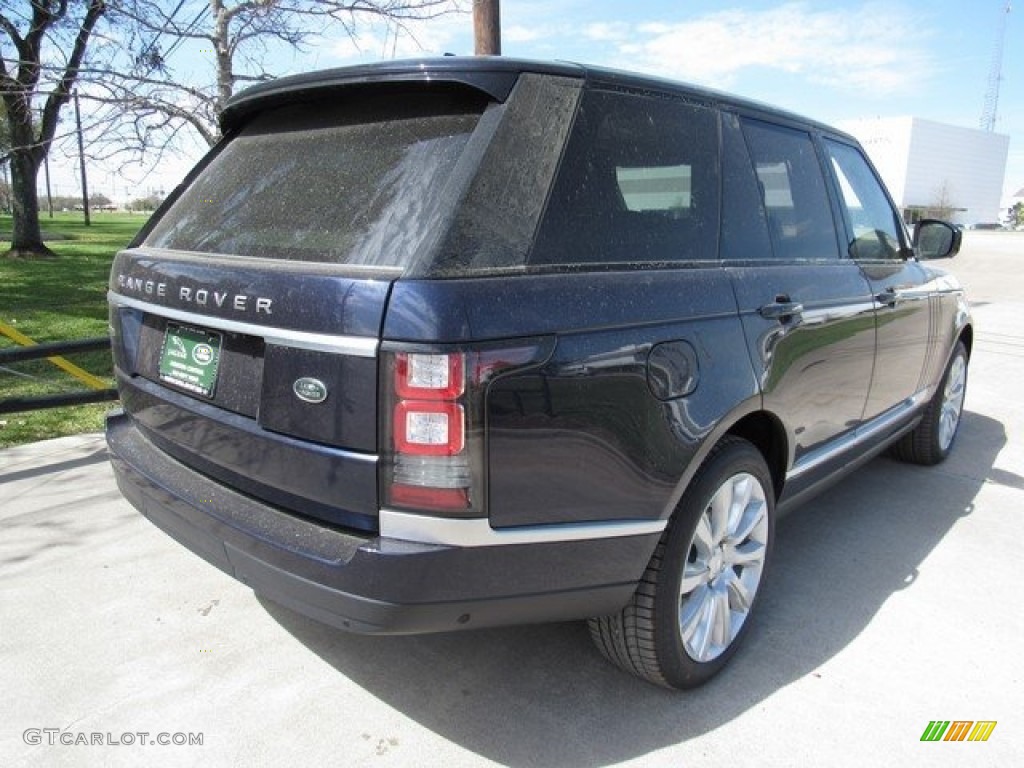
[143,89,487,269]
[529,90,720,268]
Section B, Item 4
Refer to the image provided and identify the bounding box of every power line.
[136,0,189,69]
[160,5,212,62]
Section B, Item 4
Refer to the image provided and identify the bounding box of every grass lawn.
[0,212,148,448]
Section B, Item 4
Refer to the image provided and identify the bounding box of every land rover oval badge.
[293,377,328,404]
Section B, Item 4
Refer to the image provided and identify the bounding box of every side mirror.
[914,219,962,260]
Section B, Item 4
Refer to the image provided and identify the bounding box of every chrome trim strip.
[787,389,930,481]
[108,292,379,357]
[379,509,667,547]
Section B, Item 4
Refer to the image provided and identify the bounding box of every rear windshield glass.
[143,90,485,267]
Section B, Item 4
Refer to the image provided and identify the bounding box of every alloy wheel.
[678,472,769,663]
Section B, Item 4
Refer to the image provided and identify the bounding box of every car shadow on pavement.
[0,442,136,570]
[0,446,110,486]
[260,410,1005,768]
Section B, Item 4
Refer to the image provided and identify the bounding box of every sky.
[43,0,1024,208]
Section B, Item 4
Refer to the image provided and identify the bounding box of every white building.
[838,117,1010,226]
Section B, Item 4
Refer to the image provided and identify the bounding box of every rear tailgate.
[108,78,496,533]
[109,251,393,531]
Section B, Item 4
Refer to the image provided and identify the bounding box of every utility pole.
[74,89,90,226]
[1,161,9,214]
[43,154,53,218]
[473,0,500,56]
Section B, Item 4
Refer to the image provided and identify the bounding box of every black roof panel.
[221,56,849,140]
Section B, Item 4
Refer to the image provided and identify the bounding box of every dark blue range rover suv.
[106,57,970,689]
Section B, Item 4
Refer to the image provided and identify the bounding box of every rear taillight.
[381,344,548,517]
[394,400,465,456]
[385,352,473,513]
[395,353,464,400]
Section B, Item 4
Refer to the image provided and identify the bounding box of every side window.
[824,139,905,260]
[740,119,840,260]
[720,112,773,260]
[529,90,719,267]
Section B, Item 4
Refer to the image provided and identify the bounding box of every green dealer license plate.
[158,323,223,398]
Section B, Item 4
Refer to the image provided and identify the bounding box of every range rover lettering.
[106,58,970,689]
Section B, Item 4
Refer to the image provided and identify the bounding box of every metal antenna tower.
[980,1,1012,132]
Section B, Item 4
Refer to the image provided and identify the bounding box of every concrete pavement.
[2,232,1022,767]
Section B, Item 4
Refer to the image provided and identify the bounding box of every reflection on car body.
[106,57,971,689]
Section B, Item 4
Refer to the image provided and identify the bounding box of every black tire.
[889,340,968,466]
[589,437,774,689]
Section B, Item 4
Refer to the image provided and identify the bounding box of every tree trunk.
[213,2,234,116]
[4,147,55,259]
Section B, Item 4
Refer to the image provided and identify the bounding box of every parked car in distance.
[106,58,971,689]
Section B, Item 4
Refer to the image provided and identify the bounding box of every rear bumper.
[106,411,658,634]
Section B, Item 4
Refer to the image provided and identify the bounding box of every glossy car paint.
[106,57,972,636]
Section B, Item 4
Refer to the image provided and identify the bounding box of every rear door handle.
[759,299,804,321]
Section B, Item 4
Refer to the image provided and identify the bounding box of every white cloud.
[304,2,933,99]
[583,22,632,42]
[599,2,932,95]
[504,25,546,43]
[321,2,470,62]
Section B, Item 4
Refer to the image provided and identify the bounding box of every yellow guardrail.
[0,321,109,390]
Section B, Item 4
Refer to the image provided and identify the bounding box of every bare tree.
[1,1,108,258]
[925,180,957,222]
[88,1,459,157]
[2,1,459,259]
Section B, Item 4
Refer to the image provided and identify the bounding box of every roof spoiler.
[220,57,584,133]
